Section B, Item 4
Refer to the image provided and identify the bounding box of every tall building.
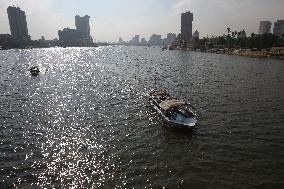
[7,6,30,43]
[140,38,147,45]
[58,15,93,46]
[148,34,162,46]
[273,20,284,36]
[75,15,90,39]
[181,11,193,43]
[130,35,140,45]
[258,21,272,35]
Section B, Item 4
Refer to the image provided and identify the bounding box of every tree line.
[195,28,284,50]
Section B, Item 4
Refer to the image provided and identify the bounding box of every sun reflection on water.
[15,47,144,188]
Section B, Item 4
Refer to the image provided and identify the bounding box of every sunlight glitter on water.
[14,47,129,188]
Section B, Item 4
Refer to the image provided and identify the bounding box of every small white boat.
[149,90,197,128]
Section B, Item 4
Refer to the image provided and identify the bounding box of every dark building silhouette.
[58,15,93,47]
[141,38,147,45]
[75,15,92,44]
[273,20,284,36]
[148,34,162,46]
[130,35,139,45]
[181,11,193,43]
[7,6,30,43]
[58,28,81,42]
[258,21,272,35]
[0,34,12,47]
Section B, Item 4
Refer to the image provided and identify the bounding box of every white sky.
[0,0,284,42]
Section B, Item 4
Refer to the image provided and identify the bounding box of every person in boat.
[30,66,39,71]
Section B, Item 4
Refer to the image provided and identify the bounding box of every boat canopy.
[150,90,168,97]
[159,99,186,111]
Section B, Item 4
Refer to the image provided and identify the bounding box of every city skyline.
[0,0,284,42]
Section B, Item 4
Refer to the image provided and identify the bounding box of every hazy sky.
[0,0,284,42]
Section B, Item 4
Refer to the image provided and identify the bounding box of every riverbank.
[226,47,284,59]
[182,47,284,60]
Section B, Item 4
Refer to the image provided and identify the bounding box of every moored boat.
[149,90,197,128]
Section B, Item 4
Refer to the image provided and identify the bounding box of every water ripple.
[0,47,283,188]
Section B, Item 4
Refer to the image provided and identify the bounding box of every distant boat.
[149,90,197,128]
[168,45,175,50]
[29,66,40,76]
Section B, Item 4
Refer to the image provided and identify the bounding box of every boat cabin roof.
[150,90,169,97]
[159,99,186,111]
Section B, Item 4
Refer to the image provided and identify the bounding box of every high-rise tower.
[258,21,272,35]
[181,11,193,43]
[7,6,30,43]
[75,15,91,40]
[273,20,284,36]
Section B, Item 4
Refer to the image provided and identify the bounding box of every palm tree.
[227,28,231,34]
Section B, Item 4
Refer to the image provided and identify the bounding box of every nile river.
[0,46,284,188]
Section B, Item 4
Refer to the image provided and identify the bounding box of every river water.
[0,46,283,188]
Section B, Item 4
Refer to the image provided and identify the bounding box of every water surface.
[0,46,283,188]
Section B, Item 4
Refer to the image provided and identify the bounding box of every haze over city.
[0,0,284,42]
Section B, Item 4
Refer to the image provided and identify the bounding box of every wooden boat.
[149,90,197,128]
[29,66,40,76]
